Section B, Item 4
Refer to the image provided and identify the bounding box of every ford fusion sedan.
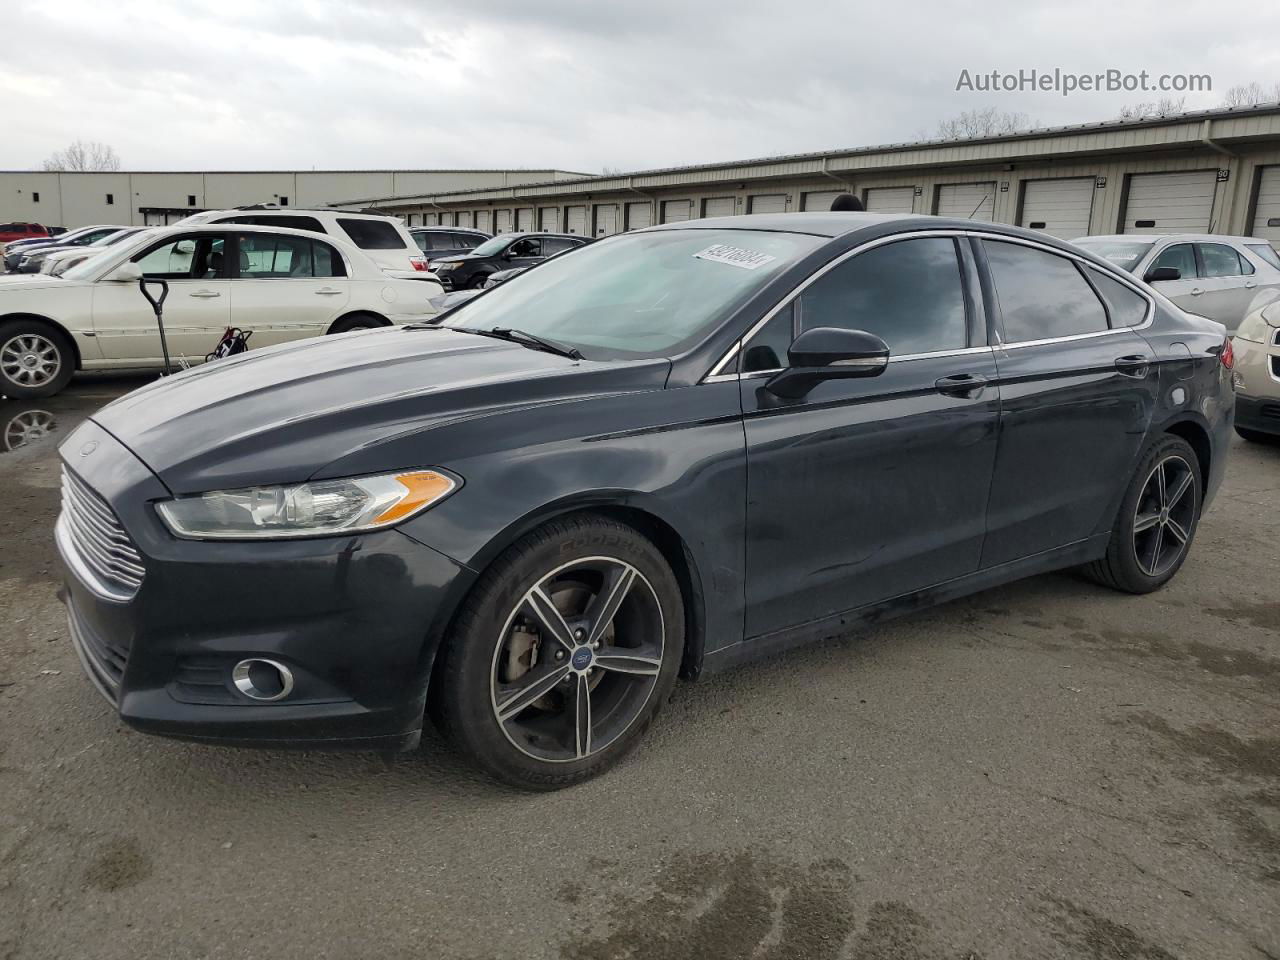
[1073,234,1280,333]
[56,212,1233,789]
[0,224,441,399]
[1230,297,1280,441]
[431,232,589,290]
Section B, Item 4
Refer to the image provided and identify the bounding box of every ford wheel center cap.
[570,646,594,671]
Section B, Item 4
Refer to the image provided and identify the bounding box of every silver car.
[1073,234,1280,333]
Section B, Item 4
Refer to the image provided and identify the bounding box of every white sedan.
[0,224,443,398]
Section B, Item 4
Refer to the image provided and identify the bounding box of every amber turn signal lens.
[373,471,457,524]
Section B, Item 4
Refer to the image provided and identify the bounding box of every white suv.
[174,206,430,277]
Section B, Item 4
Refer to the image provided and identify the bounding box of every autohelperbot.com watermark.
[956,68,1212,97]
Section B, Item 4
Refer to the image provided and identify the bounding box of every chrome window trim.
[707,345,995,383]
[703,228,1156,383]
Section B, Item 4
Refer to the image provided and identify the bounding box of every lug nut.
[555,650,565,661]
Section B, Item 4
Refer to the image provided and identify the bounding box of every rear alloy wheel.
[434,515,684,789]
[0,321,74,399]
[1084,435,1202,593]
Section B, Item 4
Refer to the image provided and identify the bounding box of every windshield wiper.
[402,324,583,360]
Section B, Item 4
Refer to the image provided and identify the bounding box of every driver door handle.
[935,373,988,398]
[189,289,221,299]
[1190,287,1203,296]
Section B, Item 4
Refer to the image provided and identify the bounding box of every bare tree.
[41,139,122,172]
[601,165,625,176]
[1117,97,1186,121]
[1221,81,1280,107]
[931,108,1035,140]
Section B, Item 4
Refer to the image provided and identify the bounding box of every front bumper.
[56,419,475,751]
[1235,392,1280,435]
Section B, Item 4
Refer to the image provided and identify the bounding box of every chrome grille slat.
[58,466,145,600]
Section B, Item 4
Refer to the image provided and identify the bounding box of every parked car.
[0,224,442,398]
[38,228,155,276]
[1230,297,1280,442]
[175,205,430,277]
[429,264,535,312]
[15,226,148,274]
[1073,234,1280,333]
[54,212,1233,789]
[4,224,127,272]
[431,232,590,290]
[409,227,490,270]
[0,222,50,249]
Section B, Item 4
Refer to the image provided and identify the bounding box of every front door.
[741,235,1000,639]
[91,233,231,363]
[978,238,1159,567]
[228,232,351,348]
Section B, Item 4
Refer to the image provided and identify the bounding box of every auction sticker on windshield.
[694,244,777,270]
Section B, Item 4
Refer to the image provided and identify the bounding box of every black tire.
[1083,434,1202,594]
[0,318,75,399]
[432,513,685,790]
[1235,426,1278,444]
[468,274,489,290]
[327,313,388,335]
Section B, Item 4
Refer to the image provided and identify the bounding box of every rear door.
[91,233,231,362]
[227,232,350,348]
[740,234,999,637]
[979,238,1159,566]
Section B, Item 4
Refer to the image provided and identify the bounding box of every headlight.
[156,470,458,539]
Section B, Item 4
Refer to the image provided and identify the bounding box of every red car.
[0,222,50,245]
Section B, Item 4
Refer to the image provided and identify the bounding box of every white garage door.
[626,202,652,230]
[565,205,587,236]
[1250,166,1280,243]
[802,190,845,211]
[474,210,491,234]
[456,211,473,229]
[1019,178,1095,240]
[515,208,534,232]
[749,194,787,214]
[662,200,692,223]
[1122,171,1217,234]
[937,182,996,221]
[494,209,512,233]
[703,197,736,218]
[538,206,558,231]
[864,187,915,214]
[593,204,619,236]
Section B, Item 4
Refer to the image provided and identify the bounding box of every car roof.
[411,225,488,234]
[1076,233,1265,243]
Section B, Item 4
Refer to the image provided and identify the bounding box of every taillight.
[1220,337,1234,370]
[409,256,430,272]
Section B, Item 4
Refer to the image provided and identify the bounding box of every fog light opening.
[231,659,294,702]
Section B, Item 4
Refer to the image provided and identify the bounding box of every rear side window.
[452,232,482,249]
[983,240,1107,342]
[236,234,346,278]
[798,237,968,355]
[1246,243,1280,270]
[337,218,406,250]
[224,214,326,233]
[542,238,579,255]
[1087,268,1149,328]
[1198,243,1252,277]
[1149,243,1197,279]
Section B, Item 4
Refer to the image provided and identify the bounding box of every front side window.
[1198,243,1252,277]
[1245,243,1280,270]
[798,237,968,356]
[236,234,344,278]
[509,237,543,258]
[336,218,406,250]
[444,228,820,360]
[133,235,226,280]
[984,240,1107,342]
[1149,243,1197,279]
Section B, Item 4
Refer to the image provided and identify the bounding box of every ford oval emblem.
[571,647,594,670]
[79,441,99,457]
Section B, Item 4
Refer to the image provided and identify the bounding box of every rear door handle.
[935,373,988,398]
[314,287,343,296]
[1245,281,1257,289]
[1115,354,1152,377]
[189,289,221,298]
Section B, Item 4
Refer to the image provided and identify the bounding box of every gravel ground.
[1,374,1277,960]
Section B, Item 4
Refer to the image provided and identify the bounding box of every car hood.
[91,327,670,494]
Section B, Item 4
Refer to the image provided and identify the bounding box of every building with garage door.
[334,103,1280,246]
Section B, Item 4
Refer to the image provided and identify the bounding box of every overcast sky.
[5,0,1279,174]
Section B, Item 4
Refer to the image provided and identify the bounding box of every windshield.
[59,231,157,282]
[1073,239,1155,273]
[468,234,518,257]
[90,230,133,247]
[442,228,821,360]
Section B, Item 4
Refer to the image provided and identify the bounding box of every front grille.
[67,600,129,702]
[59,467,145,601]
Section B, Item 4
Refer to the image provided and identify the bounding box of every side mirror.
[1143,266,1181,283]
[175,240,196,254]
[104,262,143,283]
[765,326,890,399]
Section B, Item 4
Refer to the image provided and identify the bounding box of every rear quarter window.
[337,218,406,250]
[1087,268,1149,328]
